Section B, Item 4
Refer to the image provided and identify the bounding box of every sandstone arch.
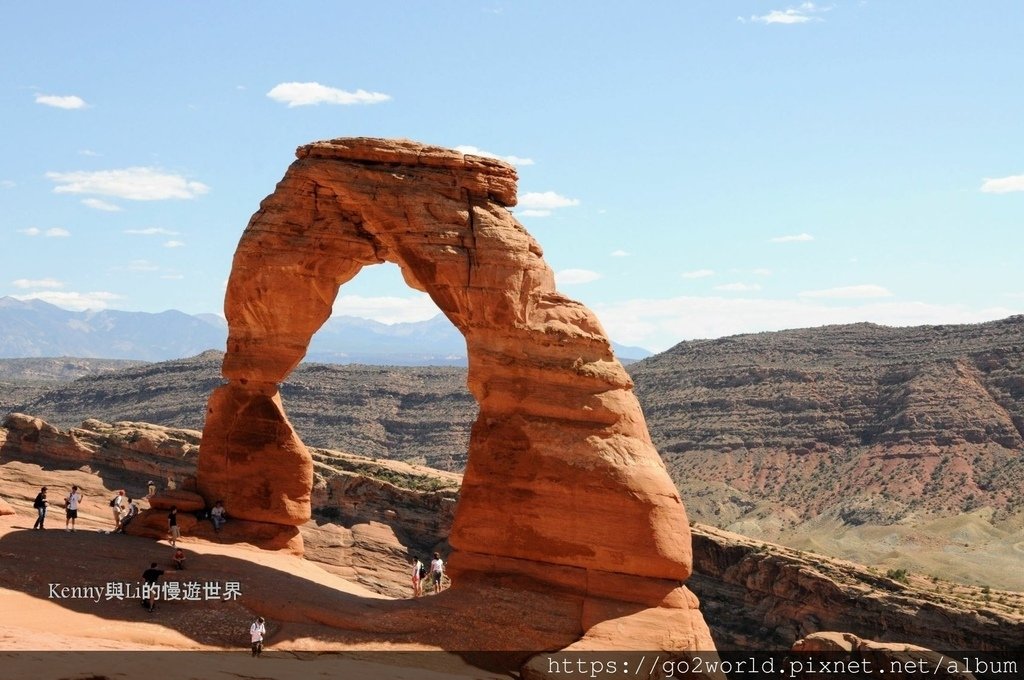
[198,138,714,651]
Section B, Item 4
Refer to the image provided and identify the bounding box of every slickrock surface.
[197,137,712,652]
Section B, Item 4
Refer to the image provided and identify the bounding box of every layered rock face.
[197,137,712,651]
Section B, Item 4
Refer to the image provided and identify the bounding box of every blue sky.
[1,1,1021,351]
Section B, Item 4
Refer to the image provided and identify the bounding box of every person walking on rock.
[32,486,48,530]
[249,616,266,657]
[412,556,425,598]
[142,561,165,612]
[64,485,83,532]
[430,552,445,593]
[109,490,125,530]
[168,505,179,547]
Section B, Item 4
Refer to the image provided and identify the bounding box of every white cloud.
[19,228,41,236]
[124,227,180,236]
[753,268,773,276]
[611,250,631,257]
[161,274,185,280]
[46,167,209,200]
[12,278,63,289]
[518,191,581,210]
[163,240,186,248]
[770,233,814,243]
[78,149,100,157]
[799,284,893,299]
[980,174,1024,194]
[124,260,160,272]
[331,293,440,324]
[593,296,1020,352]
[715,282,762,292]
[750,3,829,24]
[682,269,715,279]
[82,198,122,212]
[0,180,15,189]
[267,82,390,107]
[454,145,534,167]
[518,209,552,218]
[12,291,122,311]
[46,228,70,237]
[35,93,87,109]
[556,269,602,285]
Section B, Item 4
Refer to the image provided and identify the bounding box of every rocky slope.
[2,414,1021,654]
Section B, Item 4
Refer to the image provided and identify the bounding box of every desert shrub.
[886,568,909,584]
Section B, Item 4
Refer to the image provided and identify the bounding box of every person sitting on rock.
[115,498,139,534]
[173,548,186,570]
[210,500,227,532]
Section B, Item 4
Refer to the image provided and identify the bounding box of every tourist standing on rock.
[412,556,425,597]
[141,561,168,612]
[109,490,125,530]
[32,486,48,530]
[249,616,266,657]
[168,505,179,547]
[147,480,156,498]
[210,500,227,532]
[430,552,445,593]
[115,497,139,534]
[64,485,83,532]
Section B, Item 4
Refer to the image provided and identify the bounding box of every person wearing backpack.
[109,490,125,530]
[32,486,48,530]
[411,557,425,598]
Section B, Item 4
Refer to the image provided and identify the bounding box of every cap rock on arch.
[197,137,716,654]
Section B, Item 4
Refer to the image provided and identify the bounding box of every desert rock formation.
[196,138,712,652]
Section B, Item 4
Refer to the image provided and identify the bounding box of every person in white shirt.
[65,485,83,532]
[430,552,445,593]
[110,490,125,530]
[250,616,266,657]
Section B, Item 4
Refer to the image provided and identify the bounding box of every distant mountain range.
[0,297,652,365]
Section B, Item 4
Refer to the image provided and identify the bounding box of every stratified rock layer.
[197,137,711,651]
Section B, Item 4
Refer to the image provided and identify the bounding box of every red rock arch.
[198,138,713,649]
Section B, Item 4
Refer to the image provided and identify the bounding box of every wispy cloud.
[556,269,602,285]
[267,82,390,107]
[714,282,762,292]
[455,145,534,167]
[770,233,814,243]
[12,278,63,289]
[78,149,100,157]
[124,227,180,236]
[1,180,16,189]
[518,191,581,211]
[46,167,209,200]
[35,93,87,109]
[518,209,551,218]
[82,198,122,212]
[746,2,830,25]
[611,249,631,257]
[799,284,892,299]
[163,240,186,248]
[123,260,160,272]
[682,269,715,279]
[12,291,122,311]
[980,174,1024,194]
[161,274,186,280]
[331,293,440,324]
[21,227,70,237]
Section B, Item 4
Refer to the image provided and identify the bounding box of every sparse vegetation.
[886,568,910,584]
